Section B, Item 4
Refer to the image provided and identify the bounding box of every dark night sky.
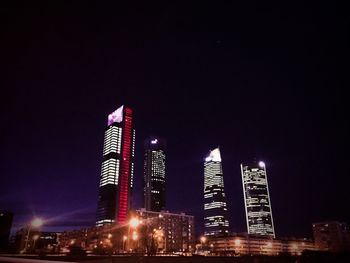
[1,2,349,238]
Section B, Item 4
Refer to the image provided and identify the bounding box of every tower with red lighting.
[96,105,135,226]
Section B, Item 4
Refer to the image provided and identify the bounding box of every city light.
[132,231,138,241]
[200,236,207,243]
[107,105,124,125]
[31,218,44,228]
[258,161,265,168]
[123,235,128,241]
[234,239,241,246]
[129,217,140,228]
[205,148,222,162]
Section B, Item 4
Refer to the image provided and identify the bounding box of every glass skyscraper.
[143,136,166,212]
[96,105,135,226]
[241,161,275,237]
[204,147,230,236]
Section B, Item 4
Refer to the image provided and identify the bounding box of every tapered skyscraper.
[143,137,166,212]
[96,105,135,226]
[241,161,275,237]
[204,147,230,236]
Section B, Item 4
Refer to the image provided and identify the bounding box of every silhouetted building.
[204,147,230,236]
[241,161,275,238]
[13,228,28,253]
[0,211,13,252]
[136,208,195,253]
[35,232,60,252]
[143,137,166,212]
[96,105,136,226]
[313,221,350,252]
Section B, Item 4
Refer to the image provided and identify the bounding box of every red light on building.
[117,107,133,224]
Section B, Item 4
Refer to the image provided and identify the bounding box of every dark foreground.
[1,252,350,263]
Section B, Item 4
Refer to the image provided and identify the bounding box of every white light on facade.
[258,161,265,168]
[108,105,124,125]
[241,163,275,238]
[205,148,222,162]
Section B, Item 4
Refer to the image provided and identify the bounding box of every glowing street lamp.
[31,218,44,228]
[23,217,44,253]
[132,231,138,241]
[234,239,241,246]
[128,217,140,252]
[32,235,40,251]
[122,235,128,251]
[200,236,207,252]
[129,218,140,228]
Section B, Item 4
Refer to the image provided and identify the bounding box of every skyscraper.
[241,161,275,237]
[96,105,135,226]
[204,147,230,236]
[143,136,166,212]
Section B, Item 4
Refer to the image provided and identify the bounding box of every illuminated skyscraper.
[96,105,135,226]
[241,161,275,237]
[204,147,230,236]
[143,136,166,212]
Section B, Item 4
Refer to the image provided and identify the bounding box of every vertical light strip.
[117,107,133,224]
[241,164,250,235]
[263,164,276,238]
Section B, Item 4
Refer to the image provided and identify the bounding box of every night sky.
[1,2,349,239]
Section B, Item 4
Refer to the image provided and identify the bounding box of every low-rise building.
[313,221,350,252]
[207,233,315,256]
[135,208,195,253]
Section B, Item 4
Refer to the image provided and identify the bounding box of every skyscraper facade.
[143,137,166,212]
[204,147,230,236]
[241,161,275,237]
[96,105,135,226]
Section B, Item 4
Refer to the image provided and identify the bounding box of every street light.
[23,217,43,253]
[32,235,40,251]
[129,218,140,228]
[31,218,44,228]
[128,217,140,252]
[132,231,138,241]
[234,239,242,256]
[122,235,128,252]
[200,236,207,253]
[234,239,241,246]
